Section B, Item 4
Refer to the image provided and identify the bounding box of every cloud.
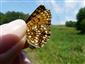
[50,0,62,15]
[35,0,85,24]
[65,0,78,10]
[84,1,85,6]
[64,0,85,20]
[80,0,85,7]
[36,0,62,15]
[35,0,45,5]
[65,16,76,21]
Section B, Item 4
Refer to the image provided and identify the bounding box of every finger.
[0,19,27,39]
[19,51,31,64]
[0,34,20,54]
[12,51,31,64]
[0,19,27,63]
[0,35,26,63]
[0,19,27,54]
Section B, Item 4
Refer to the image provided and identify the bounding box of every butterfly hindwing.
[26,5,51,48]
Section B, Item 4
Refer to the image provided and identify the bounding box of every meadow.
[24,25,85,64]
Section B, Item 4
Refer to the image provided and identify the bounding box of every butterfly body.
[26,5,51,48]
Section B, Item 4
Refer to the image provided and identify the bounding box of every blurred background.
[0,0,85,64]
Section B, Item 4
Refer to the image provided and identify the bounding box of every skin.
[0,19,31,64]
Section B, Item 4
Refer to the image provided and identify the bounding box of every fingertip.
[0,19,27,39]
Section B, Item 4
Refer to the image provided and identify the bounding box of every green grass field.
[24,25,85,64]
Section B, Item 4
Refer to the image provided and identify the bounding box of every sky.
[0,0,85,25]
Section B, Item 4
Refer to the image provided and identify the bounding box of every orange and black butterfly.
[26,5,51,48]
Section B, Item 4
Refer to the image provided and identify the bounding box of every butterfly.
[25,5,51,48]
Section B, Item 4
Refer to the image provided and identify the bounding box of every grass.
[24,25,85,64]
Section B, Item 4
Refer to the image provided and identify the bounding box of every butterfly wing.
[26,5,51,48]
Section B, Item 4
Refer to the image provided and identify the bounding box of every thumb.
[0,19,27,63]
[0,19,27,54]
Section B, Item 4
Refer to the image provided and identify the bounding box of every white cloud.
[65,16,76,21]
[50,0,62,15]
[64,0,83,22]
[84,1,85,6]
[82,0,85,6]
[74,9,79,15]
[35,0,45,6]
[80,0,85,7]
[65,0,85,10]
[35,0,85,24]
[65,0,78,10]
[36,0,62,15]
[60,21,65,25]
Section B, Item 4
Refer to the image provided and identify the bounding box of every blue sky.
[0,0,85,25]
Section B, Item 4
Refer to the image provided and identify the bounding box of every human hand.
[0,19,31,64]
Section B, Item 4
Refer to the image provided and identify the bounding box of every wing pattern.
[26,5,51,48]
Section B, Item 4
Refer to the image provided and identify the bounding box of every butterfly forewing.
[26,5,51,48]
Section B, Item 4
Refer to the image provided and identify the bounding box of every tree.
[80,19,85,33]
[65,21,76,27]
[0,11,29,25]
[0,12,4,25]
[76,7,85,33]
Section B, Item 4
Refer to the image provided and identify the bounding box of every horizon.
[0,0,85,25]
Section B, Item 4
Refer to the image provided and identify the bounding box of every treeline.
[0,7,85,34]
[0,11,29,25]
[65,21,76,27]
[65,7,85,34]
